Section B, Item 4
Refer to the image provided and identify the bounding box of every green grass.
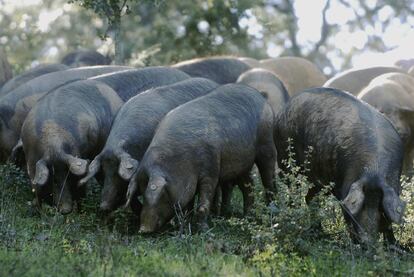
[1,163,413,276]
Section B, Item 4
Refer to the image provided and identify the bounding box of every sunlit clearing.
[1,0,42,15]
[333,30,368,53]
[326,1,355,25]
[239,9,263,39]
[352,30,414,68]
[295,0,325,45]
[38,9,63,32]
[266,42,282,58]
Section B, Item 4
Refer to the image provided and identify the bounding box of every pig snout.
[139,223,159,234]
[139,210,162,234]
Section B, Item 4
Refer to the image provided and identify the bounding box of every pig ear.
[79,156,101,186]
[399,107,414,119]
[65,155,89,176]
[342,180,365,215]
[118,154,139,181]
[33,160,49,186]
[125,171,139,208]
[9,139,23,164]
[380,184,406,224]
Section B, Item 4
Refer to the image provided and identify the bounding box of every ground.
[0,163,413,276]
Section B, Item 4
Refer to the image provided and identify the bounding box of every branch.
[337,0,363,29]
[338,0,384,27]
[282,0,301,56]
[100,0,114,20]
[309,0,332,58]
[120,0,128,11]
[271,3,289,13]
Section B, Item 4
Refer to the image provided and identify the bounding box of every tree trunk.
[112,20,125,65]
[0,48,13,89]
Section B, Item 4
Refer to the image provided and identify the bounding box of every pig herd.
[1,50,414,246]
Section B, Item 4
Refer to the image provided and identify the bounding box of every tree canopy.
[0,0,413,74]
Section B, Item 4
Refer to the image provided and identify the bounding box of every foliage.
[1,0,414,73]
[0,0,106,73]
[68,0,133,64]
[68,0,260,65]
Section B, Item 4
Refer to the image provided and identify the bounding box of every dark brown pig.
[275,87,406,244]
[61,50,111,67]
[409,66,414,77]
[126,84,277,233]
[237,68,289,115]
[172,57,251,84]
[79,78,219,213]
[0,66,131,163]
[216,68,289,215]
[395,58,414,71]
[358,72,414,176]
[89,67,189,101]
[259,57,326,96]
[238,57,260,67]
[0,63,69,97]
[324,66,404,96]
[21,67,190,214]
[22,80,123,213]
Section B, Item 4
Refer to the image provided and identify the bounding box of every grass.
[0,163,413,277]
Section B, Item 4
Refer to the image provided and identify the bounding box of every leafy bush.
[226,139,414,274]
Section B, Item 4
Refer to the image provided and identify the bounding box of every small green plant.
[227,139,342,253]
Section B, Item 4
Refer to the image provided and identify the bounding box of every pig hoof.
[220,208,232,218]
[388,242,410,254]
[27,205,41,217]
[99,201,112,213]
[130,199,142,216]
[197,222,210,232]
[59,204,73,215]
[139,226,154,234]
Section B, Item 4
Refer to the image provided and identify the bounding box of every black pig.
[80,78,219,213]
[274,87,406,244]
[126,84,277,233]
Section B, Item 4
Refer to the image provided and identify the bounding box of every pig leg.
[72,180,86,212]
[211,184,222,216]
[95,169,105,186]
[237,175,254,215]
[27,159,53,211]
[185,198,196,214]
[402,148,414,179]
[382,226,409,252]
[256,145,277,204]
[383,227,396,245]
[197,175,219,231]
[220,183,234,216]
[130,198,142,219]
[53,167,74,215]
[53,180,73,214]
[380,216,407,250]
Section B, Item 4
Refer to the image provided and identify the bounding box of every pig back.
[275,88,403,185]
[173,57,251,84]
